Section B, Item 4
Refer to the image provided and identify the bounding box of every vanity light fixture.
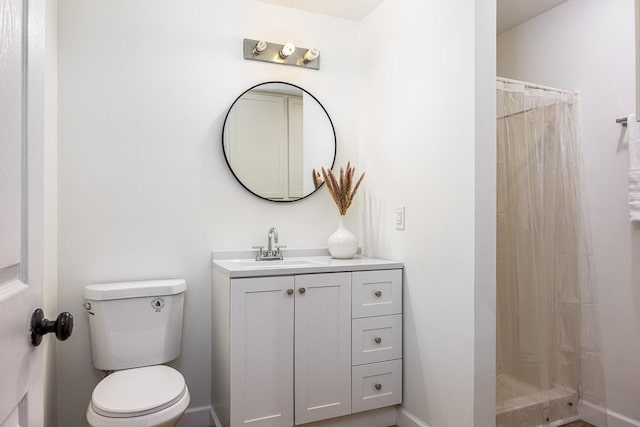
[252,40,267,55]
[279,42,296,58]
[303,48,319,64]
[243,38,320,70]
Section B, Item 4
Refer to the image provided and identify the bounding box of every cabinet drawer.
[352,269,402,318]
[352,359,402,413]
[352,315,402,365]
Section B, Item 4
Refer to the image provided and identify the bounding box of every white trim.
[396,407,431,427]
[26,0,47,424]
[176,406,215,427]
[544,415,580,427]
[635,0,640,118]
[580,400,608,426]
[580,400,640,427]
[396,406,579,427]
[210,406,222,427]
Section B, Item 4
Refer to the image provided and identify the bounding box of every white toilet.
[84,279,190,427]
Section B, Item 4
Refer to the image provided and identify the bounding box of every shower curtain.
[496,81,606,427]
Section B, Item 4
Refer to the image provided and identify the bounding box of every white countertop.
[212,248,403,278]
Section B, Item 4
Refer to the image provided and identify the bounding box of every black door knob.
[30,308,74,346]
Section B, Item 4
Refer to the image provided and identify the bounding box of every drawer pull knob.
[374,337,382,344]
[374,383,382,391]
[287,289,294,295]
[374,290,382,298]
[299,287,306,294]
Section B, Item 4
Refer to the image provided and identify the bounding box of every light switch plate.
[395,206,405,230]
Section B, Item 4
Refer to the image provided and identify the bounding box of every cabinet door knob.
[374,290,382,298]
[374,383,382,391]
[299,287,306,294]
[287,289,294,295]
[374,337,382,344]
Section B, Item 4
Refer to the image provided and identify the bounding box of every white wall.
[56,1,359,425]
[498,0,640,423]
[57,1,497,425]
[358,1,495,426]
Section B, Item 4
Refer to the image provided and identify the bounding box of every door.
[294,272,351,424]
[230,276,295,427]
[0,0,46,426]
[227,92,288,199]
[287,96,303,198]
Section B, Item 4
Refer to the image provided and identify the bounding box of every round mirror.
[222,82,336,202]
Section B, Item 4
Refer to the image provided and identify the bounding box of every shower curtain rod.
[497,76,578,95]
[498,106,542,120]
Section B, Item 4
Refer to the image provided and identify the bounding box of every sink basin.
[232,259,323,269]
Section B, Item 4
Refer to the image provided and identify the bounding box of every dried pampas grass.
[314,162,365,215]
[312,169,322,190]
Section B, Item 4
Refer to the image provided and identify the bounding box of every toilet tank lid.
[84,279,186,301]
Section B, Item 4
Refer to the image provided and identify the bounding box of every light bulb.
[279,42,296,58]
[303,48,319,63]
[253,40,267,55]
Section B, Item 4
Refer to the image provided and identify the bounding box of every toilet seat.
[91,366,186,418]
[86,390,189,427]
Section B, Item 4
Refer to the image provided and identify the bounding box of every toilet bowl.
[86,366,190,427]
[84,280,189,427]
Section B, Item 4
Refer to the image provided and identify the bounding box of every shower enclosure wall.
[496,79,587,427]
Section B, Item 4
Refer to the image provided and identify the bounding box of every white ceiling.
[256,0,568,33]
[254,0,384,21]
[497,0,568,34]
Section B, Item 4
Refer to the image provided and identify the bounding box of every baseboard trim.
[396,406,578,427]
[210,406,222,427]
[396,407,431,427]
[545,415,580,427]
[176,406,215,427]
[580,400,640,427]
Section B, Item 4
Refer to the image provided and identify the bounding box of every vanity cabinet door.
[230,276,294,427]
[294,272,351,424]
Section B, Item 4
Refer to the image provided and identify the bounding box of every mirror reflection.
[222,82,336,202]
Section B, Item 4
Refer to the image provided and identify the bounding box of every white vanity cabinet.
[350,270,403,413]
[229,276,295,427]
[230,273,351,426]
[212,252,403,427]
[293,273,352,424]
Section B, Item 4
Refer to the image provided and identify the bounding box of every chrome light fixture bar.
[243,38,320,70]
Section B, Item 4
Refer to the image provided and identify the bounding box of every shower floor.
[497,373,578,427]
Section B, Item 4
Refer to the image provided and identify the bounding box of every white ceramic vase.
[328,215,358,259]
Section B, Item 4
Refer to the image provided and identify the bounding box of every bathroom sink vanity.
[211,249,403,427]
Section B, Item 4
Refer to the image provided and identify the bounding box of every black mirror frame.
[221,81,337,203]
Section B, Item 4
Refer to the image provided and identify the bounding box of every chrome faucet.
[253,227,286,260]
[267,227,278,252]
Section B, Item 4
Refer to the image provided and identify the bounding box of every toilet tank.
[84,279,187,371]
